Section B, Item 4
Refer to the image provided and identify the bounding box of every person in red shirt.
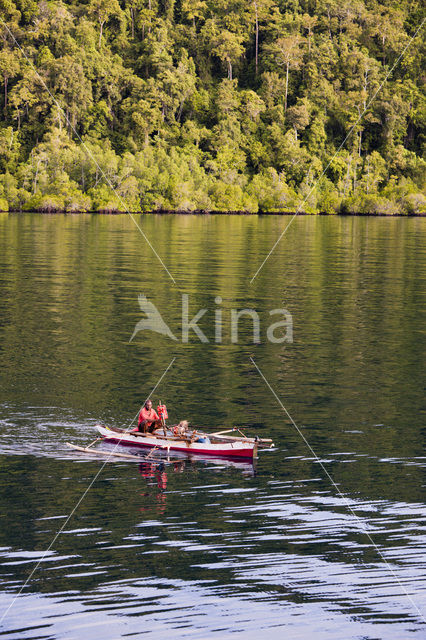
[135,399,161,434]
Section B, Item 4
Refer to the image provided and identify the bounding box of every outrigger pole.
[66,436,175,462]
[66,442,144,461]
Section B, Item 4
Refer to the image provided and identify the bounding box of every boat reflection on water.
[138,461,168,514]
[137,451,257,479]
[137,454,256,514]
[138,461,169,488]
[138,452,257,496]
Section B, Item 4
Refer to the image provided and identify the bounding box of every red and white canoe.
[96,424,273,459]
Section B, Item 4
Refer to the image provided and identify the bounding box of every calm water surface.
[0,213,425,639]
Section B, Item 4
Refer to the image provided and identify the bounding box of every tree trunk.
[33,161,40,194]
[254,1,259,76]
[366,156,370,193]
[99,20,104,48]
[177,96,185,122]
[353,157,357,193]
[228,60,232,80]
[284,62,289,112]
[344,156,351,195]
[4,77,7,113]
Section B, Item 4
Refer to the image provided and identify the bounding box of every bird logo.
[129,294,177,342]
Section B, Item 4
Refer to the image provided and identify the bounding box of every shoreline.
[1,209,425,217]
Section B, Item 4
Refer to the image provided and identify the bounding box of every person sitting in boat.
[172,421,210,443]
[135,399,162,434]
[173,420,189,436]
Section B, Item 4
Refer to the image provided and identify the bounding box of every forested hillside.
[0,0,425,213]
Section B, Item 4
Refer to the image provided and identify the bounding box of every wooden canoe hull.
[96,425,258,459]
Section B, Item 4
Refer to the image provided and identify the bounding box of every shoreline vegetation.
[0,1,425,216]
[3,209,425,217]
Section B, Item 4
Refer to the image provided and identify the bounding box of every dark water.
[0,213,425,639]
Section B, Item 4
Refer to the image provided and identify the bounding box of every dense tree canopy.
[0,0,424,213]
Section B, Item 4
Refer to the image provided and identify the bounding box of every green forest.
[0,0,425,213]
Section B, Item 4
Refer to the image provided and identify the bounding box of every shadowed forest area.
[0,0,425,213]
